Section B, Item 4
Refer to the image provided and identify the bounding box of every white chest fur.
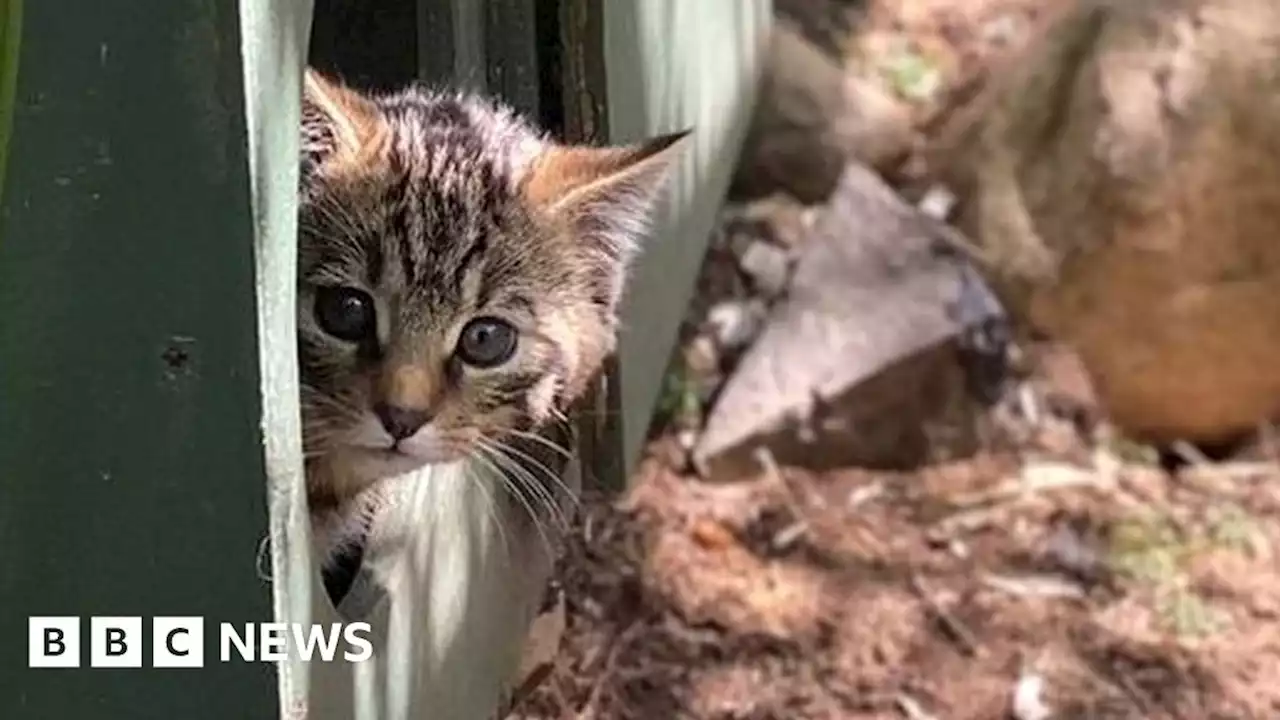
[307,452,576,720]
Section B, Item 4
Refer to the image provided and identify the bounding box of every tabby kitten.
[297,69,683,594]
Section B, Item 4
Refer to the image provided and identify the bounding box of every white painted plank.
[237,0,315,715]
[604,0,774,477]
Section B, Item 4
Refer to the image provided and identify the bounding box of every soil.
[507,1,1280,718]
[509,429,1280,719]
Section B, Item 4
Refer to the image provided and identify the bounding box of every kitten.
[295,68,683,715]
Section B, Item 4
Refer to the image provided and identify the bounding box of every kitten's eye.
[315,286,376,342]
[455,317,518,368]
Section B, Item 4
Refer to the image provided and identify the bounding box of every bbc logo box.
[29,616,372,667]
[29,616,203,669]
[28,617,80,668]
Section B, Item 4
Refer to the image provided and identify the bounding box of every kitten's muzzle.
[374,403,431,441]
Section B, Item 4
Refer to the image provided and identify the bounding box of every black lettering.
[43,628,65,656]
[166,628,189,657]
[106,628,127,657]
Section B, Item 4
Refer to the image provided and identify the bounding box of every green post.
[0,0,277,717]
[0,0,22,208]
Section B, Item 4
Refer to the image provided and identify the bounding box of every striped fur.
[295,69,683,716]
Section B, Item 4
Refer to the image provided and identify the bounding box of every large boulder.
[938,0,1280,446]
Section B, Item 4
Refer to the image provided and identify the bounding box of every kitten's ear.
[301,68,382,173]
[524,131,690,266]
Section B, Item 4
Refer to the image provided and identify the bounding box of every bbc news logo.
[28,617,373,668]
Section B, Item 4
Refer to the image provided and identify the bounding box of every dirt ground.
[509,341,1280,718]
[509,1,1280,718]
[511,420,1280,719]
[510,346,1280,719]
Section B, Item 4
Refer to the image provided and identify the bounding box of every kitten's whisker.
[511,461,573,537]
[502,419,612,495]
[488,437,580,512]
[299,414,357,434]
[471,440,550,545]
[487,453,577,545]
[300,428,345,454]
[470,445,556,562]
[533,409,575,440]
[299,388,366,460]
[461,452,512,565]
[475,438,572,537]
[475,438,570,535]
[301,385,362,411]
[500,428,574,460]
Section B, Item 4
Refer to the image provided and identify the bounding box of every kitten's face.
[297,70,682,498]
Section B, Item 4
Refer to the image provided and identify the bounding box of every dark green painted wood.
[308,0,482,95]
[554,0,626,493]
[415,0,459,89]
[0,1,276,717]
[484,0,541,120]
[310,0,420,91]
[442,0,488,93]
[555,0,610,153]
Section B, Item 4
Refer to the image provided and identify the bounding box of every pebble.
[738,240,793,297]
[677,428,699,452]
[706,299,768,352]
[683,334,721,376]
[917,183,957,221]
[982,13,1024,47]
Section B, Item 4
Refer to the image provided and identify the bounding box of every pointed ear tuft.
[523,130,691,258]
[301,69,384,175]
[523,130,690,315]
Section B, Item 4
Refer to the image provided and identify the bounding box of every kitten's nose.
[374,403,430,441]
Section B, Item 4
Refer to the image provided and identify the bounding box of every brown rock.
[731,25,914,203]
[940,0,1280,446]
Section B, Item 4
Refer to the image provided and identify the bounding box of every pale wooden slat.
[237,0,315,714]
[603,0,774,482]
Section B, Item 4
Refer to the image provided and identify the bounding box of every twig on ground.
[1084,658,1163,720]
[1018,384,1043,427]
[848,480,886,509]
[772,520,809,552]
[753,446,813,547]
[1257,422,1279,462]
[980,572,1087,600]
[951,461,1113,509]
[575,621,644,720]
[1112,670,1162,720]
[1181,461,1279,484]
[910,573,982,657]
[931,503,1014,539]
[931,459,1125,541]
[753,446,785,486]
[1170,440,1211,467]
[895,692,941,720]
